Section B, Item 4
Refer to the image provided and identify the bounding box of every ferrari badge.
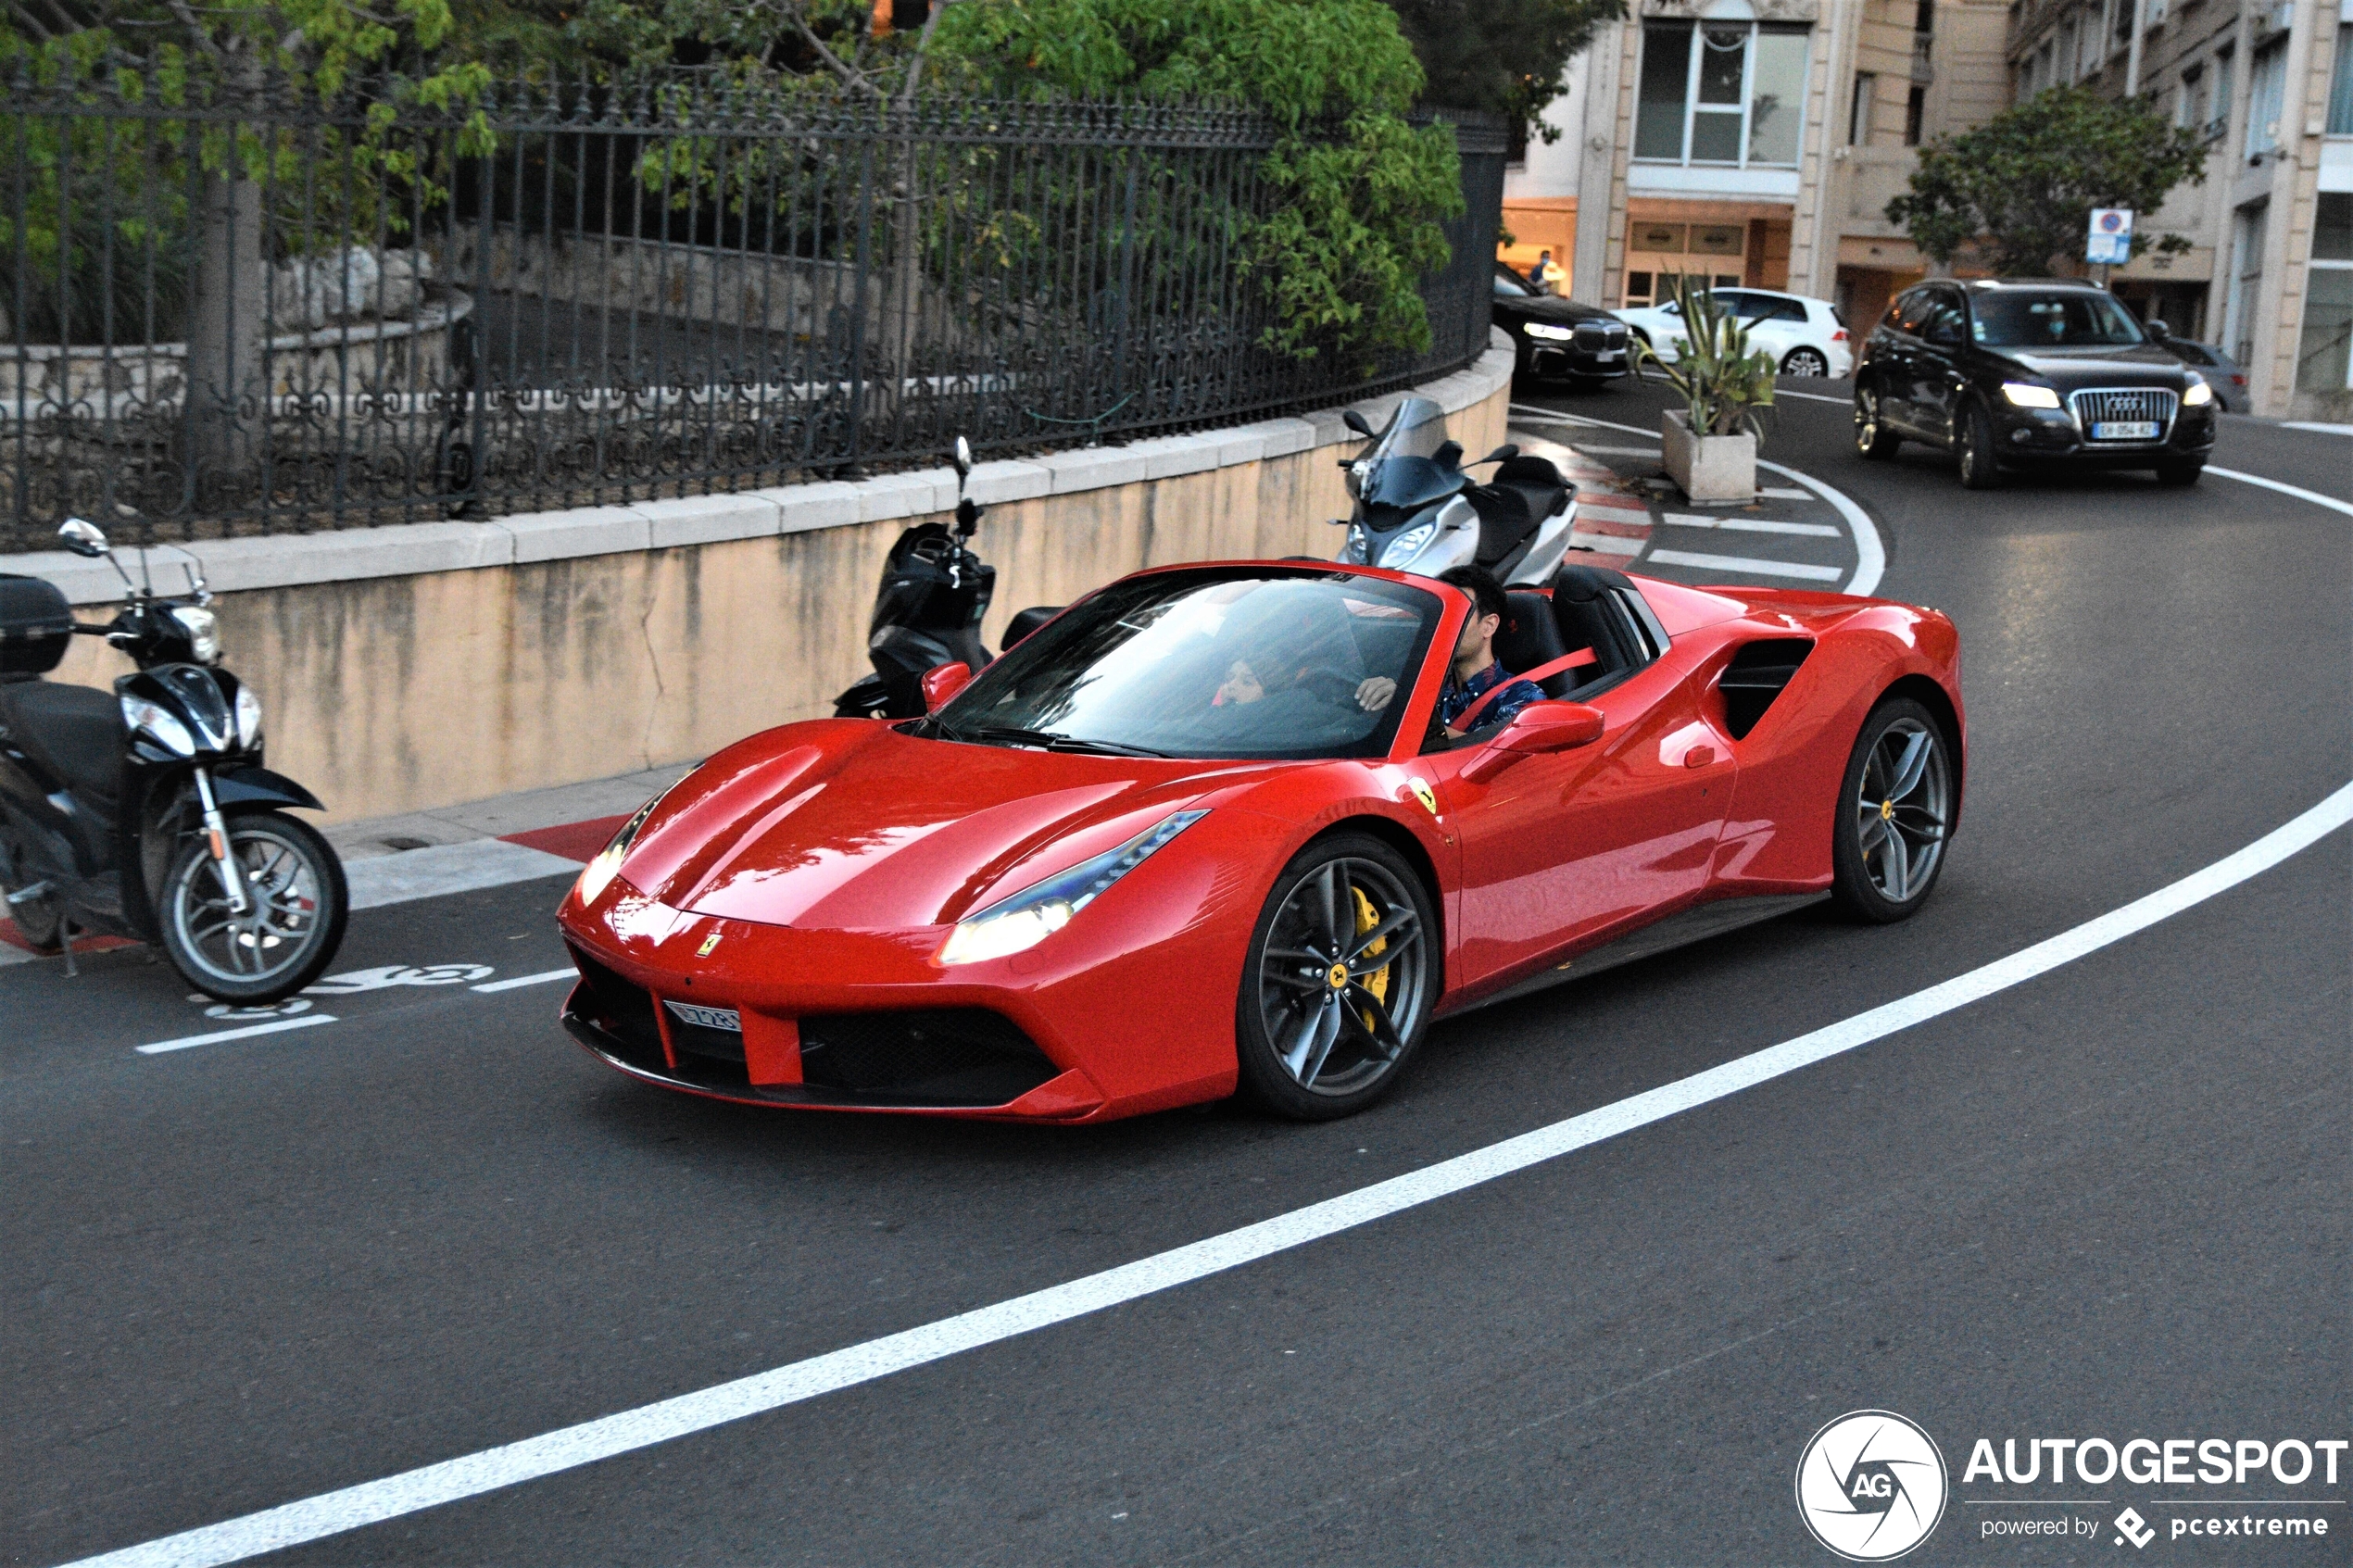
[698,932,723,957]
[1406,779,1440,817]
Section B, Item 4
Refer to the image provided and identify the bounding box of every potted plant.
[1633,279,1777,502]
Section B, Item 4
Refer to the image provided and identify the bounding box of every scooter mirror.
[1476,444,1520,465]
[952,436,973,483]
[1342,409,1375,438]
[57,518,109,558]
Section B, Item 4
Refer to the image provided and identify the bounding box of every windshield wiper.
[966,724,1173,759]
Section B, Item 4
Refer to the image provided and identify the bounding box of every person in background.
[1529,250,1561,295]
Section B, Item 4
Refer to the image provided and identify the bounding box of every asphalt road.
[5,381,2347,1566]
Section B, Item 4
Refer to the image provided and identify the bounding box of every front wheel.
[1781,346,1831,378]
[1235,834,1436,1120]
[1855,387,1901,459]
[1831,699,1955,922]
[1957,400,2002,489]
[157,809,348,1003]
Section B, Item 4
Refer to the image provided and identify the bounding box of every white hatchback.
[1615,287,1854,379]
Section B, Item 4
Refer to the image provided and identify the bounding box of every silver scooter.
[1332,397,1578,583]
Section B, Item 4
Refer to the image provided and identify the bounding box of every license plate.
[2091,420,2158,441]
[665,999,742,1032]
[1596,350,1623,362]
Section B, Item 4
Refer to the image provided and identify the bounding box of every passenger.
[1431,565,1543,739]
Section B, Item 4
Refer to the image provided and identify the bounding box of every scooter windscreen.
[1352,397,1463,515]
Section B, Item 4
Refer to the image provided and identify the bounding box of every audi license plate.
[2091,420,2159,441]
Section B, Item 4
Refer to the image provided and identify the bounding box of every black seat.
[1463,484,1537,568]
[1550,564,1657,700]
[0,681,123,807]
[1492,589,1576,697]
[1491,454,1571,526]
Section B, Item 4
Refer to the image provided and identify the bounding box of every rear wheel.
[0,825,63,951]
[1855,386,1901,459]
[2156,458,2204,487]
[157,809,347,1003]
[1831,699,1954,922]
[1781,346,1831,378]
[1235,834,1435,1121]
[1957,400,2003,489]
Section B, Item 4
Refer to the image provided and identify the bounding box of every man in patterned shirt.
[1433,565,1545,739]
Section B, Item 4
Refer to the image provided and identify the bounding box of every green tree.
[1384,0,1622,138]
[1886,86,2208,277]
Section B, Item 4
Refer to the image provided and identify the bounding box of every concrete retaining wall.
[17,334,1513,822]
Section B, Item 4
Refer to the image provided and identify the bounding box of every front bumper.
[1988,399,2215,466]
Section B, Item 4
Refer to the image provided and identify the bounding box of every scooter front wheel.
[157,809,348,1004]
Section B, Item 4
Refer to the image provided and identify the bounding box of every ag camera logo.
[1795,1410,1950,1562]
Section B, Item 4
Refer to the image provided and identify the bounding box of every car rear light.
[1831,329,1849,343]
[2231,374,2246,385]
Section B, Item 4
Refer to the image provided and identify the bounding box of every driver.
[1428,565,1543,739]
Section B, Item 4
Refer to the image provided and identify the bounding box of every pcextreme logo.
[1795,1410,1951,1562]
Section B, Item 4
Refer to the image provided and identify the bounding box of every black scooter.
[834,437,1000,720]
[0,519,347,1003]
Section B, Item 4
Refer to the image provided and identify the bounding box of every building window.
[2209,46,2234,142]
[2246,39,2287,159]
[2175,63,2202,129]
[2328,24,2353,136]
[2297,194,2353,395]
[1633,21,1812,168]
[1851,71,1878,144]
[1906,84,1927,147]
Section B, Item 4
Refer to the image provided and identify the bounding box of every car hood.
[1987,343,2190,383]
[1500,295,1620,327]
[615,721,1274,931]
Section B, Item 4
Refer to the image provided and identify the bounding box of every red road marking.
[0,915,139,956]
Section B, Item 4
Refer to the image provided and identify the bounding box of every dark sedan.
[1492,264,1632,386]
[1854,278,2217,489]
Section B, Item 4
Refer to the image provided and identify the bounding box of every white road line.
[471,969,577,994]
[59,784,2353,1568]
[1562,444,1661,457]
[1770,386,1853,405]
[1509,404,1887,596]
[1661,514,1843,537]
[1759,485,1813,500]
[2279,421,2353,435]
[2205,467,2353,519]
[135,1015,340,1056]
[1645,549,1844,582]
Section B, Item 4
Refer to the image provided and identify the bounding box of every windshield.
[1356,396,1464,511]
[1970,290,2146,348]
[937,570,1443,761]
[1493,268,1536,298]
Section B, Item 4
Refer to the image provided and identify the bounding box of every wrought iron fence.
[0,81,1503,550]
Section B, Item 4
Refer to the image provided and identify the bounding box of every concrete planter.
[1661,409,1755,502]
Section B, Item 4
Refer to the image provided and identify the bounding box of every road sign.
[2086,207,2134,266]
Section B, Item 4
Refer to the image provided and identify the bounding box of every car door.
[1910,289,1969,445]
[1425,624,1735,996]
[1870,289,1930,429]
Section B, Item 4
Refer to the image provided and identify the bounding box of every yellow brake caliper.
[1352,884,1390,1027]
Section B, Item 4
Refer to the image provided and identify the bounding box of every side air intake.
[1718,640,1814,741]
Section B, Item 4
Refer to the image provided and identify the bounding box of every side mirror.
[1459,701,1604,782]
[2146,318,2172,340]
[57,518,109,558]
[1476,444,1520,465]
[921,661,973,712]
[1000,605,1063,652]
[1342,409,1375,438]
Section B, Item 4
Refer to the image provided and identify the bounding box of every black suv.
[1854,278,2216,489]
[1491,264,1632,386]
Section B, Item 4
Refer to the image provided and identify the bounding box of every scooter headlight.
[170,606,220,665]
[938,810,1208,965]
[120,694,195,757]
[1378,521,1439,569]
[1340,523,1369,564]
[233,684,263,748]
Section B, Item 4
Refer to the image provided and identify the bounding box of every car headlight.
[1378,521,1439,569]
[120,694,195,757]
[937,809,1208,966]
[1340,523,1369,564]
[2001,383,2062,409]
[2182,374,2213,407]
[233,684,263,748]
[1524,322,1574,342]
[170,606,220,664]
[576,786,675,906]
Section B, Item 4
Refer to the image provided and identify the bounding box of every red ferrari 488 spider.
[556,561,1962,1123]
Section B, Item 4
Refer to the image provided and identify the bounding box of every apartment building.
[2007,0,2353,418]
[1501,0,2351,419]
[1502,1,2010,338]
